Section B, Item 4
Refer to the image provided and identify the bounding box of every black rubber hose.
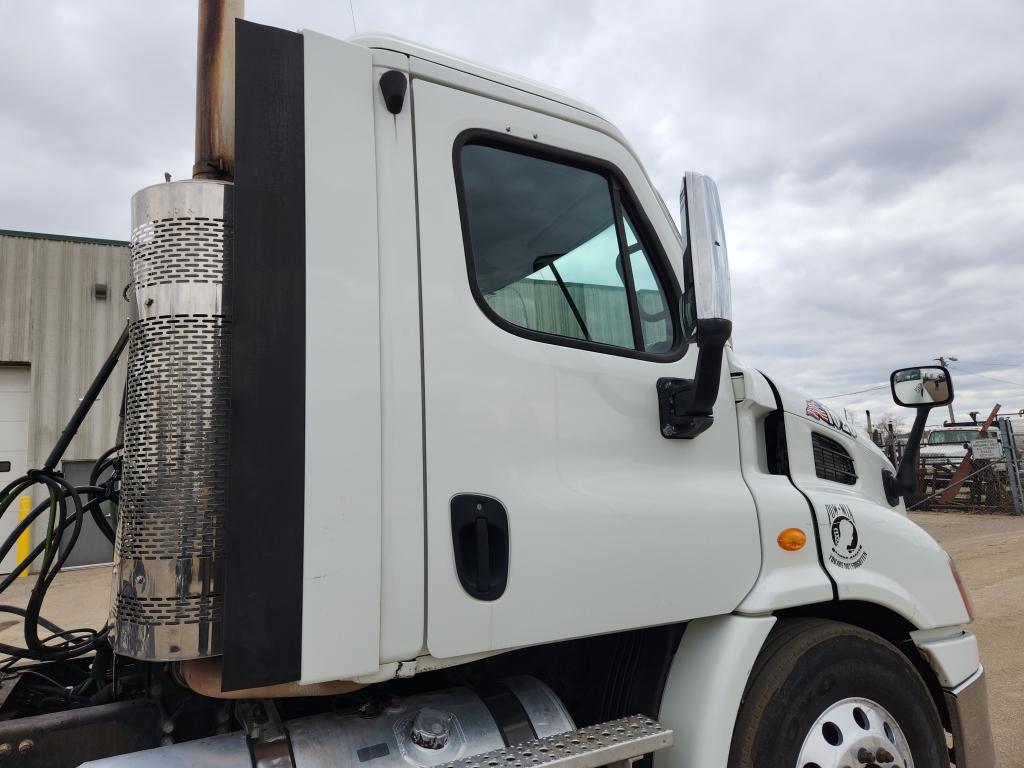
[86,445,121,544]
[88,446,121,488]
[0,324,128,662]
[0,479,115,661]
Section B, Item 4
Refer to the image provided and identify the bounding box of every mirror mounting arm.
[883,406,931,505]
[658,318,732,439]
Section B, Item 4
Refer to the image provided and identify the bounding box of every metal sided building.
[0,229,130,571]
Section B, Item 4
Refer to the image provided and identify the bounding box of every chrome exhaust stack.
[110,1,242,662]
[111,180,233,660]
[194,0,244,180]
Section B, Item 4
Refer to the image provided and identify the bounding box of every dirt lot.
[0,512,1021,763]
[912,511,1024,767]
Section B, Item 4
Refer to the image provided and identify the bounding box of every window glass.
[459,142,674,354]
[927,430,982,445]
[623,216,672,352]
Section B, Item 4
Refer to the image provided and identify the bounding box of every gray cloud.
[2,0,1022,428]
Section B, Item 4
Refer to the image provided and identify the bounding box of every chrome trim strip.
[945,665,996,768]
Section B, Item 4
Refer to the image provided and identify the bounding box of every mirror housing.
[890,366,953,408]
[882,365,955,505]
[659,173,734,439]
[681,171,733,327]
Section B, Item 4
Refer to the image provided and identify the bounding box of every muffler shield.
[110,180,232,660]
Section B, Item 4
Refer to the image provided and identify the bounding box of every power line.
[817,384,889,399]
[948,365,1024,389]
[348,0,358,32]
[802,361,1024,404]
[957,360,1023,368]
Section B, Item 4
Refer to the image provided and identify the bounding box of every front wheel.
[728,619,948,768]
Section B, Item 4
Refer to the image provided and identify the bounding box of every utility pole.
[935,355,957,424]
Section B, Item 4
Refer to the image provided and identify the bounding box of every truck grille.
[812,432,857,485]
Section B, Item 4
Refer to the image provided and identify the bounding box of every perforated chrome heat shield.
[110,180,232,661]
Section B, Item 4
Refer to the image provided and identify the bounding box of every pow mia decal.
[825,503,867,569]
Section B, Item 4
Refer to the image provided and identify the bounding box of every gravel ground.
[0,512,1020,763]
[0,566,110,649]
[911,511,1024,767]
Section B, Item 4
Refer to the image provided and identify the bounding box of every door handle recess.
[451,494,509,601]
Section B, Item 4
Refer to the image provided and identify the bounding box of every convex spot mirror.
[891,365,953,408]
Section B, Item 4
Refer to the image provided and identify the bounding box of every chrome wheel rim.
[796,697,913,768]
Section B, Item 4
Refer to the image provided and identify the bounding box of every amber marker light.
[777,528,807,552]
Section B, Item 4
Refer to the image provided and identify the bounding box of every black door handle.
[451,495,509,601]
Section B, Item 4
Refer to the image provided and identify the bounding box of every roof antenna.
[348,0,358,33]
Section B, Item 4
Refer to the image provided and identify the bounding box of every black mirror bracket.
[658,318,732,439]
[882,405,931,506]
[657,378,714,439]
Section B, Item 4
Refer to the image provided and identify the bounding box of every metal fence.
[906,456,1019,513]
[893,418,1024,514]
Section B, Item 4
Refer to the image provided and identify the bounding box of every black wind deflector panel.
[224,20,305,692]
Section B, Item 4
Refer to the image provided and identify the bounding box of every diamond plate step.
[430,715,673,768]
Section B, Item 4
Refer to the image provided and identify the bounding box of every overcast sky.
[2,1,1022,430]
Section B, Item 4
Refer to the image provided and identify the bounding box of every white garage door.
[0,366,30,574]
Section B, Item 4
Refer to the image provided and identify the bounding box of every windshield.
[927,430,994,445]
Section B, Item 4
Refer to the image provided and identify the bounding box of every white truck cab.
[1,15,995,768]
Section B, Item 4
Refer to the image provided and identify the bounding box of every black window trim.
[452,129,689,363]
[609,179,645,351]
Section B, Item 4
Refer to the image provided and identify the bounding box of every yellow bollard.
[17,495,31,576]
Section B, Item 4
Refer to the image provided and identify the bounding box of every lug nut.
[17,739,33,755]
[875,747,895,763]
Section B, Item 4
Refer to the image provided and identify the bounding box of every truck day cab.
[0,8,995,768]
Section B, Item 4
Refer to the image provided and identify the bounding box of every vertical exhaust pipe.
[111,1,242,662]
[193,0,244,180]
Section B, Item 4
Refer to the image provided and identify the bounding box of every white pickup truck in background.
[920,425,1001,467]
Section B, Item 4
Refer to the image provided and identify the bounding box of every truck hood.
[764,375,892,468]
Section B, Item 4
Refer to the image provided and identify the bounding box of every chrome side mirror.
[657,172,733,440]
[680,171,733,327]
[891,366,953,408]
[883,365,955,506]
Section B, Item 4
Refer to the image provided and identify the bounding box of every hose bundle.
[0,325,128,664]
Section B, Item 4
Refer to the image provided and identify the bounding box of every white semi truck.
[0,5,995,768]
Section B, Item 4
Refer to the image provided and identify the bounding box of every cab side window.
[457,141,677,356]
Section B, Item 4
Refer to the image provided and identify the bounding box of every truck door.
[413,78,761,658]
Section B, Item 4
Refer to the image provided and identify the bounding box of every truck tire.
[727,618,947,768]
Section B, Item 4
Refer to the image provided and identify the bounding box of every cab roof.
[348,33,607,121]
